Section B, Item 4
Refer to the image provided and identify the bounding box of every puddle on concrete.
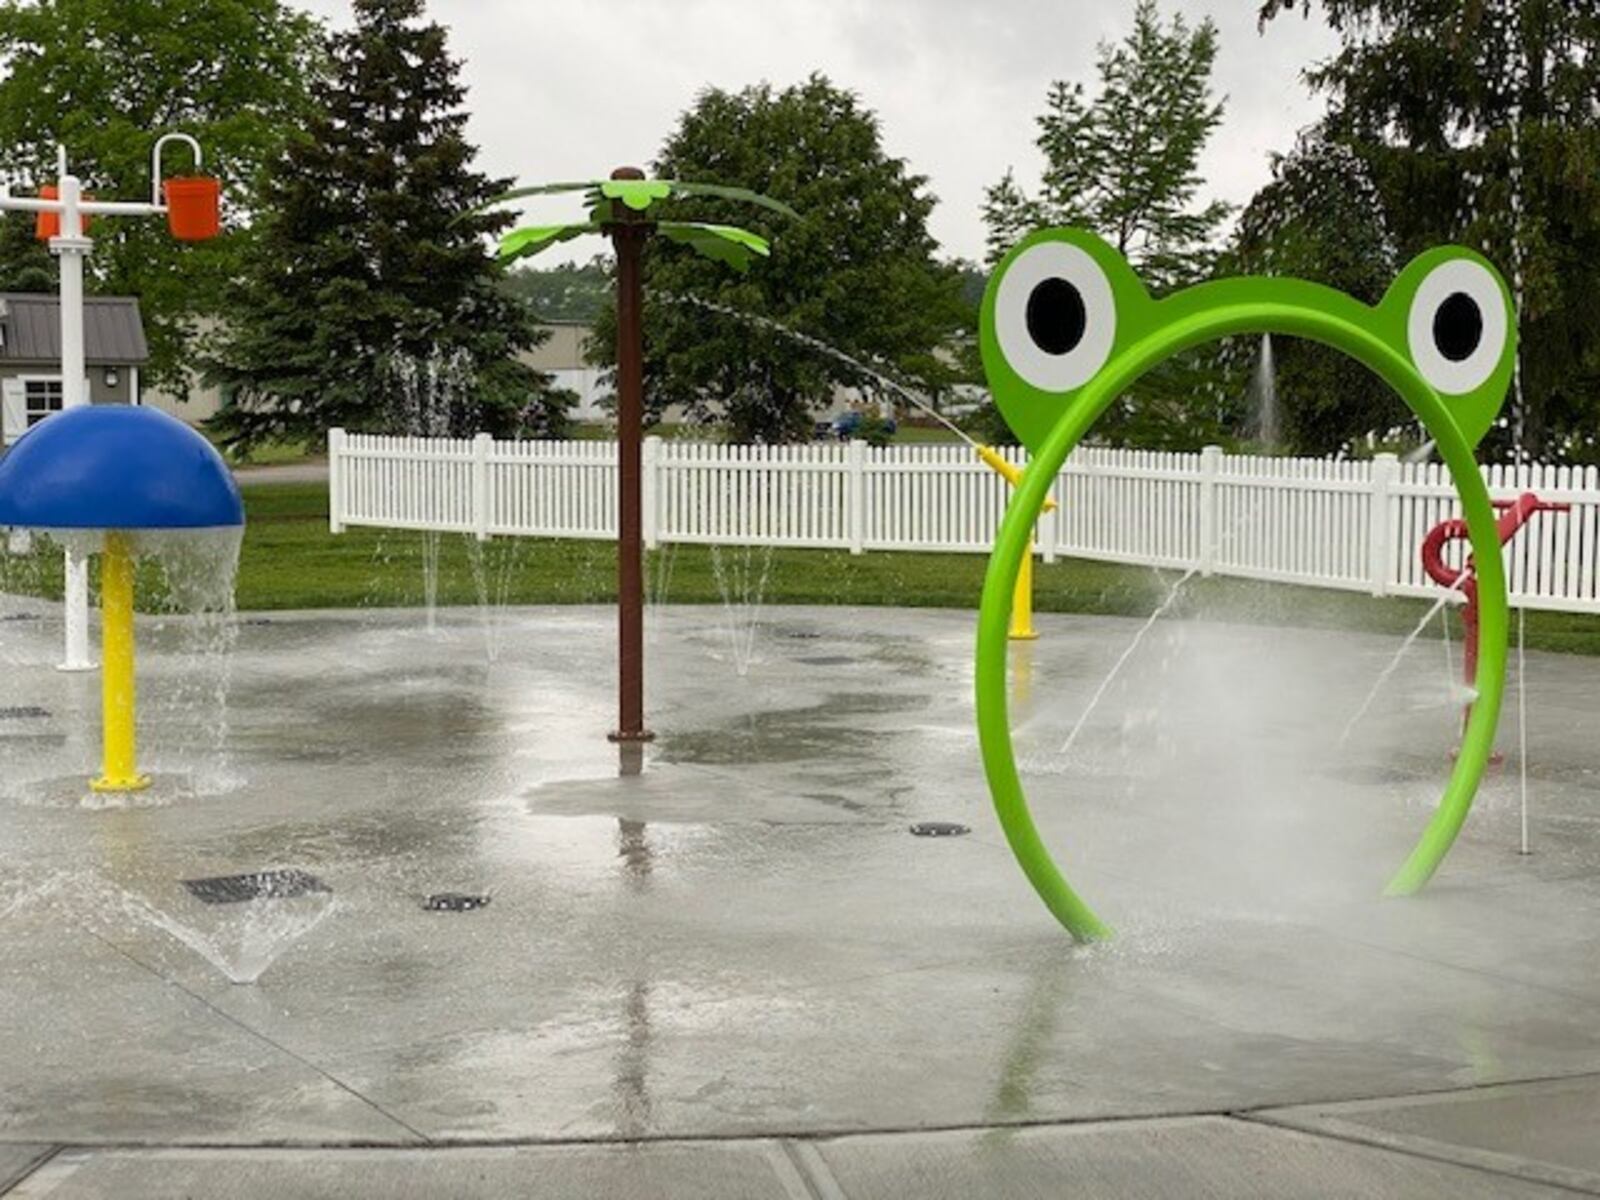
[658,692,930,767]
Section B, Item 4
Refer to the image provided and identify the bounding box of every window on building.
[24,378,63,427]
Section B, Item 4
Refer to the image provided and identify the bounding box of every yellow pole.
[91,532,149,793]
[1009,532,1039,640]
[978,447,1050,641]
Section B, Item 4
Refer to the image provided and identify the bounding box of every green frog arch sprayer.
[975,227,1518,941]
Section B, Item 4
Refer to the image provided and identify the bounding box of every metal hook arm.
[150,133,203,207]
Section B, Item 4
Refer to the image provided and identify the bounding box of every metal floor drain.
[0,613,40,623]
[0,706,50,720]
[425,892,491,912]
[910,822,970,837]
[183,869,331,905]
[783,631,823,640]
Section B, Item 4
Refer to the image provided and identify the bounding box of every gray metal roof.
[0,293,149,365]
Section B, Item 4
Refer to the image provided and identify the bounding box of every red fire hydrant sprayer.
[1420,492,1569,759]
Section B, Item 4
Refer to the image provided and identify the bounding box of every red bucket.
[34,185,95,241]
[164,176,221,241]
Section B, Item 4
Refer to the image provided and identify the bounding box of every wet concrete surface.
[1,598,1598,1193]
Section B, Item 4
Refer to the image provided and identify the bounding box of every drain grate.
[183,869,331,905]
[798,655,855,667]
[783,631,823,640]
[910,822,970,837]
[425,892,491,912]
[0,613,40,623]
[0,706,49,720]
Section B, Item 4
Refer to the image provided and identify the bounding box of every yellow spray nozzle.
[978,445,1057,512]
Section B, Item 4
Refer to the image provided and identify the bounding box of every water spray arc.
[664,294,1055,641]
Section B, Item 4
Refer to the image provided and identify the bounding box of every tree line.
[0,0,1595,462]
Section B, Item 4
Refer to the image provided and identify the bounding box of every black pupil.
[1433,292,1483,363]
[1026,277,1087,356]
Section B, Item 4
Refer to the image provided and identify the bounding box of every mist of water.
[708,543,775,677]
[1249,334,1281,451]
[383,346,478,634]
[1,527,244,802]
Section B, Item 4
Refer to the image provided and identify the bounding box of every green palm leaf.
[479,179,797,221]
[662,182,799,219]
[599,179,673,210]
[657,222,771,272]
[498,222,598,261]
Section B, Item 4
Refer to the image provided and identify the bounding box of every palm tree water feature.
[0,406,244,798]
[483,170,797,757]
[975,226,1520,941]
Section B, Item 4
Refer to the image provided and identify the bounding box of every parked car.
[830,410,896,440]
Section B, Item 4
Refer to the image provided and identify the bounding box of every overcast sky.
[294,0,1343,265]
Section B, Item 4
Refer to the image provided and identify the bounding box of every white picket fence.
[327,429,1600,614]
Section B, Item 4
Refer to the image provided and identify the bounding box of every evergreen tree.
[0,209,54,293]
[591,74,971,444]
[207,0,568,451]
[0,0,320,385]
[1259,0,1600,462]
[982,1,1231,450]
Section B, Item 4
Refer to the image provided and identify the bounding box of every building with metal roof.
[0,292,148,446]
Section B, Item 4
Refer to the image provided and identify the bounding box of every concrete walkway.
[1,601,1597,1195]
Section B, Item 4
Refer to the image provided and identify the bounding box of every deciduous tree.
[0,0,320,385]
[982,1,1230,450]
[592,74,970,444]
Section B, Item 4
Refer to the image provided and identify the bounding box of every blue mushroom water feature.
[0,406,244,792]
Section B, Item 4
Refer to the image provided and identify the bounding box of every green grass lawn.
[5,481,1598,655]
[205,432,318,467]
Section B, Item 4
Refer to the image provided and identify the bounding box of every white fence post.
[642,436,661,550]
[847,439,867,555]
[1040,454,1060,564]
[1368,452,1399,597]
[471,432,492,542]
[1198,444,1222,576]
[327,427,346,534]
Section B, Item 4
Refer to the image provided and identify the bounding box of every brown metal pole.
[608,166,653,745]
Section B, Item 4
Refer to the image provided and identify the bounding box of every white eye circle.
[1407,259,1509,395]
[995,240,1117,392]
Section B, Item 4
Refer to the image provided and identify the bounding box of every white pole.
[52,165,96,672]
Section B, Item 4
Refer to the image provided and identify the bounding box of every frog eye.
[1406,258,1510,395]
[995,240,1117,392]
